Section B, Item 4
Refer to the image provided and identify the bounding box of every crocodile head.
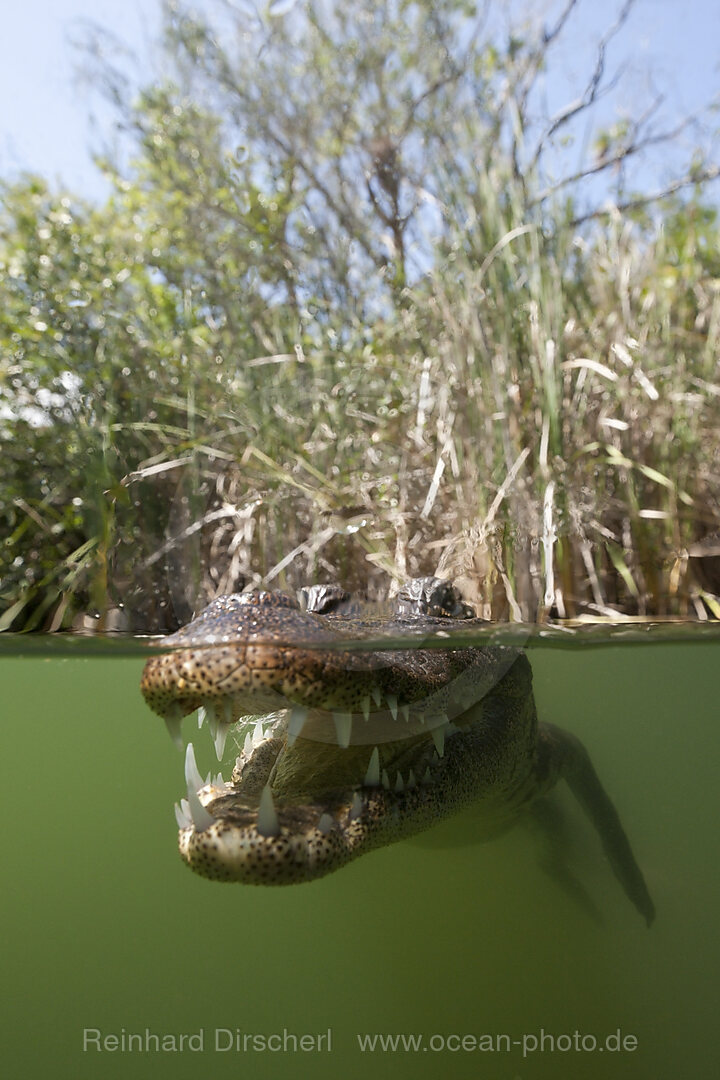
[140,578,535,885]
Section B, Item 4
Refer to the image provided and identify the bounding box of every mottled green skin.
[141,580,655,924]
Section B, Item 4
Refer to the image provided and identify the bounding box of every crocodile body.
[140,578,654,924]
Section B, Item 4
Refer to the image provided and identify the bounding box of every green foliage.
[2,0,720,628]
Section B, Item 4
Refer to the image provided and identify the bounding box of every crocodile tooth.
[423,766,433,783]
[317,813,334,834]
[370,686,382,707]
[364,747,380,786]
[394,772,405,793]
[207,702,221,729]
[407,769,417,788]
[431,726,445,758]
[243,731,253,756]
[381,769,391,790]
[400,704,410,722]
[186,784,213,831]
[222,698,234,726]
[256,785,281,838]
[287,704,309,746]
[197,705,207,730]
[184,742,205,792]
[333,712,352,749]
[213,771,225,789]
[252,720,265,749]
[214,721,231,760]
[174,801,192,829]
[164,706,183,749]
[205,707,219,742]
[385,694,398,720]
[361,696,371,721]
[349,791,363,820]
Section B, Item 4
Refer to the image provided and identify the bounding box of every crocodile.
[140,577,655,924]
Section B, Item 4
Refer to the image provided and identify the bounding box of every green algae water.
[2,637,719,1080]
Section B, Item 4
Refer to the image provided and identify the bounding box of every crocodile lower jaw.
[171,701,469,885]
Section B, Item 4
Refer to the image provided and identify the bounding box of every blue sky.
[1,0,718,202]
[1,0,160,197]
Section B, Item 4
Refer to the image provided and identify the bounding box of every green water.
[2,641,719,1079]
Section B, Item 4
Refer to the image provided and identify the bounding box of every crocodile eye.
[435,583,452,609]
[300,584,350,614]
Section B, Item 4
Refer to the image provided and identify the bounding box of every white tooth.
[174,802,191,829]
[400,704,410,722]
[252,721,265,749]
[386,694,398,720]
[381,769,390,790]
[256,785,280,837]
[370,686,382,707]
[317,813,334,834]
[214,722,231,760]
[407,769,417,788]
[361,696,370,721]
[349,791,363,820]
[164,709,183,750]
[431,726,445,757]
[243,731,253,756]
[333,712,352,748]
[287,705,308,746]
[197,705,207,730]
[213,771,225,788]
[394,772,405,793]
[423,766,433,783]
[186,783,213,831]
[364,747,380,786]
[418,713,426,725]
[184,742,204,791]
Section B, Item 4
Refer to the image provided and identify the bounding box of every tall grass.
[3,178,720,630]
[127,191,720,626]
[396,179,720,620]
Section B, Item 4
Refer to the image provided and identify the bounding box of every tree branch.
[516,0,580,119]
[569,164,720,226]
[531,116,693,206]
[529,0,636,171]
